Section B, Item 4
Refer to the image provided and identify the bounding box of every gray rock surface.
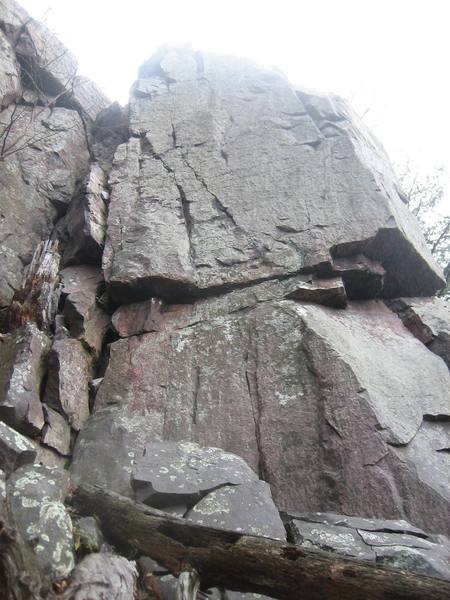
[60,265,110,356]
[6,464,74,578]
[42,404,72,456]
[0,28,20,108]
[186,480,286,540]
[132,441,257,505]
[0,105,89,307]
[388,296,450,368]
[58,165,109,266]
[73,516,104,554]
[93,299,450,534]
[103,48,443,304]
[286,512,450,581]
[63,553,137,599]
[0,419,36,475]
[43,336,92,431]
[0,323,50,435]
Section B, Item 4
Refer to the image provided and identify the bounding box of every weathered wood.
[7,240,61,332]
[70,484,450,600]
[0,510,53,600]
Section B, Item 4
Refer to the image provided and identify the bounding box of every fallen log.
[70,484,450,600]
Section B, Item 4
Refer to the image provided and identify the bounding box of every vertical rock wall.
[0,2,449,597]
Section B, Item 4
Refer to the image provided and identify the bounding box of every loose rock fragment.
[0,323,50,435]
[42,404,71,456]
[0,420,36,475]
[43,336,92,431]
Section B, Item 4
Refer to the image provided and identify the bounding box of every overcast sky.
[21,0,449,211]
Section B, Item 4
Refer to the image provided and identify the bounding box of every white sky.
[20,0,449,211]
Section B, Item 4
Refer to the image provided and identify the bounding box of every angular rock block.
[285,512,450,581]
[59,165,109,266]
[132,441,257,506]
[43,336,92,431]
[91,299,450,535]
[6,464,74,579]
[0,105,89,307]
[63,553,137,599]
[42,404,72,456]
[60,265,110,356]
[103,48,443,303]
[388,297,450,368]
[0,323,50,435]
[186,480,286,540]
[0,420,36,476]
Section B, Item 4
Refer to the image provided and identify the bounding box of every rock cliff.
[0,2,449,599]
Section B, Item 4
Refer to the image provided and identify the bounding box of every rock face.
[103,48,443,303]
[1,5,450,596]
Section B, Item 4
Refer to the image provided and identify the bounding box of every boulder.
[103,48,443,304]
[132,441,258,506]
[0,420,36,475]
[387,297,450,368]
[93,299,450,534]
[43,336,92,431]
[0,323,50,435]
[63,553,137,599]
[186,480,286,540]
[60,265,110,356]
[42,404,72,456]
[6,464,74,579]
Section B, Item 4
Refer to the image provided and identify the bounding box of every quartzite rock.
[0,28,20,107]
[388,297,450,368]
[111,274,345,338]
[70,406,162,497]
[60,265,110,355]
[0,105,89,307]
[6,464,74,578]
[132,441,258,506]
[103,48,443,303]
[0,323,50,435]
[63,554,138,600]
[186,480,286,540]
[0,419,36,475]
[43,336,92,431]
[42,404,71,456]
[92,299,450,535]
[285,512,450,581]
[59,165,109,266]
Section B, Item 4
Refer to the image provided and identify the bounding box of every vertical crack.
[192,365,200,425]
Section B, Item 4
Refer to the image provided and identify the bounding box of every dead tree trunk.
[70,484,450,600]
[7,240,61,332]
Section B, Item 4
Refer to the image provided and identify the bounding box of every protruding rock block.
[0,323,50,435]
[388,297,450,368]
[186,480,286,540]
[6,464,74,579]
[0,420,36,475]
[43,336,92,431]
[103,48,443,303]
[42,404,71,456]
[132,441,258,506]
[60,265,110,356]
[59,166,109,266]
